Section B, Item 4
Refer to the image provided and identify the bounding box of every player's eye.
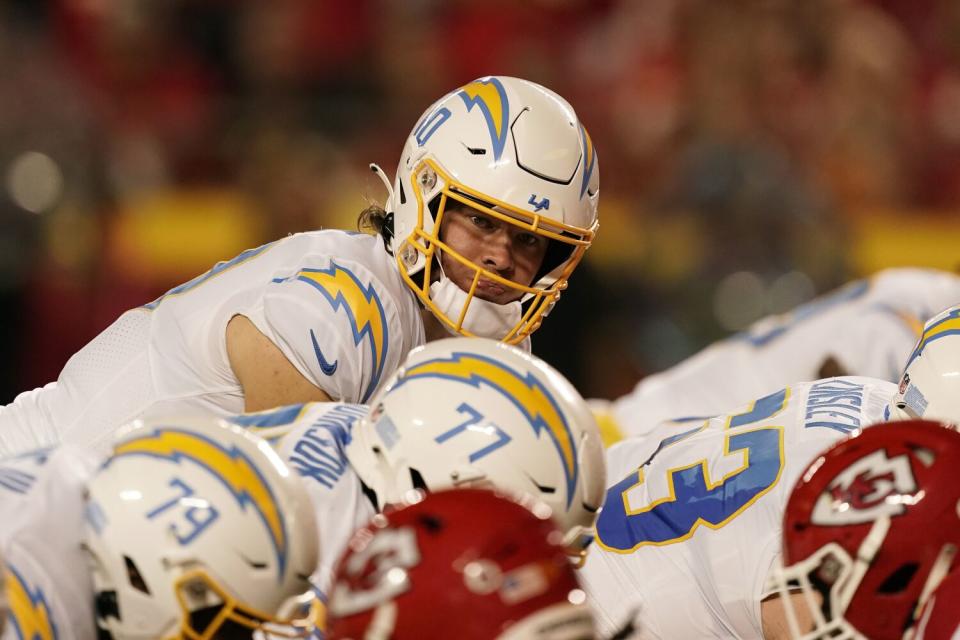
[516,232,541,247]
[469,214,496,230]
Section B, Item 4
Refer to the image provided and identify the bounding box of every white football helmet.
[344,337,606,557]
[888,305,960,425]
[372,76,599,344]
[83,415,320,639]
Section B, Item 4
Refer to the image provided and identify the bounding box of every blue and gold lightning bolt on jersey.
[580,376,897,639]
[608,268,960,442]
[0,231,424,458]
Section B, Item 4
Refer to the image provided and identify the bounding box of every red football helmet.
[910,570,960,640]
[326,488,595,640]
[768,420,960,640]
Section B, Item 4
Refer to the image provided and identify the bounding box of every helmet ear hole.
[877,562,920,594]
[409,468,429,492]
[123,555,151,595]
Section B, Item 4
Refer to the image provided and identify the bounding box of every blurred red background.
[1,0,958,402]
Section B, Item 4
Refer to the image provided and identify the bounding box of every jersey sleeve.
[244,258,407,405]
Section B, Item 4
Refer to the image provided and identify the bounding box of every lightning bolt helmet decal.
[458,78,511,162]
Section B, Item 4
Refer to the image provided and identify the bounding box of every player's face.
[438,205,548,304]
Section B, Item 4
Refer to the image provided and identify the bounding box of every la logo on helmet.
[811,449,918,525]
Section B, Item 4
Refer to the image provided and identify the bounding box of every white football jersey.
[611,268,960,439]
[580,376,897,639]
[0,445,99,640]
[0,231,424,457]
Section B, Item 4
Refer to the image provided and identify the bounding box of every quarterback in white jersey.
[581,376,896,638]
[607,268,960,440]
[0,75,600,458]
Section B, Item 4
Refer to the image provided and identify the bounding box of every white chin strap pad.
[429,274,522,340]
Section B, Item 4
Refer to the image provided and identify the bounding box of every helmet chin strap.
[429,257,523,340]
[369,164,395,212]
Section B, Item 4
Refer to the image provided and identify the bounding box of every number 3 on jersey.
[596,388,789,552]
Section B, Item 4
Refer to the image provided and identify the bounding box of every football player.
[326,488,596,640]
[0,336,606,637]
[602,269,960,441]
[1,416,320,639]
[0,75,600,458]
[577,304,960,638]
[766,420,960,640]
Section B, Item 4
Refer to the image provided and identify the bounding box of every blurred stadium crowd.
[1,0,959,403]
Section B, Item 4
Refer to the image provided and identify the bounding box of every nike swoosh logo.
[310,329,338,376]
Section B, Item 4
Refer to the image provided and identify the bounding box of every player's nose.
[480,229,514,276]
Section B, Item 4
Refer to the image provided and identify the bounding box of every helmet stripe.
[903,308,960,371]
[579,124,596,198]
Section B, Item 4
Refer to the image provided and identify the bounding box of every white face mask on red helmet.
[766,420,960,640]
[372,76,599,345]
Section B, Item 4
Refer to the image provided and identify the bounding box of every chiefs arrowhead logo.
[830,470,897,510]
[812,449,918,525]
